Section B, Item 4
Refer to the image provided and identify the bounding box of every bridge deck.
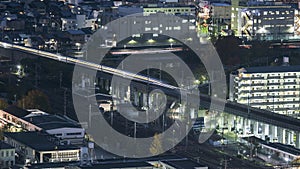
[200,95,300,132]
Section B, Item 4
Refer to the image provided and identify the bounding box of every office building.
[238,6,294,40]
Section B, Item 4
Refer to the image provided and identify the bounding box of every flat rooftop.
[83,161,153,169]
[2,106,31,118]
[161,158,207,169]
[27,154,205,169]
[241,65,300,74]
[0,140,14,149]
[22,114,81,130]
[4,131,79,151]
[242,136,300,156]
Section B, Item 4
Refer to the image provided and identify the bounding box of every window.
[66,132,82,136]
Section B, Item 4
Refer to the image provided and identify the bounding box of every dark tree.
[215,36,242,66]
[17,90,50,111]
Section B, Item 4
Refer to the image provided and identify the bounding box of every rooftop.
[240,65,300,74]
[161,158,207,169]
[83,161,153,169]
[0,141,14,150]
[4,131,79,151]
[66,30,85,35]
[267,143,300,156]
[28,155,201,168]
[22,114,81,130]
[211,3,231,7]
[242,136,300,156]
[2,106,31,118]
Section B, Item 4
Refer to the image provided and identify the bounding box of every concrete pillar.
[264,124,269,137]
[242,118,247,136]
[190,107,195,119]
[277,127,284,144]
[270,126,278,142]
[40,152,43,163]
[282,129,286,144]
[228,114,234,131]
[238,116,244,134]
[254,121,259,136]
[125,86,130,101]
[287,131,293,145]
[142,93,147,107]
[139,92,143,107]
[99,78,103,89]
[133,91,139,106]
[220,114,225,128]
[119,85,125,102]
[105,79,110,91]
[116,83,120,98]
[81,75,85,88]
[148,93,154,108]
[296,132,300,148]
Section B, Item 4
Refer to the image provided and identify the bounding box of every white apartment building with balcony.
[230,61,300,116]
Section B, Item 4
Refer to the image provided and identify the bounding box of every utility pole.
[63,87,67,116]
[147,66,150,124]
[247,95,250,117]
[134,122,137,139]
[59,71,62,88]
[35,63,39,88]
[110,111,113,126]
[224,159,228,169]
[89,104,92,127]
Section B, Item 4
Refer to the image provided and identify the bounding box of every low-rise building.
[242,136,300,164]
[158,158,208,169]
[0,106,40,132]
[0,107,85,145]
[0,141,15,169]
[4,131,80,164]
[61,17,77,31]
[22,112,85,145]
[65,30,85,44]
[26,155,208,169]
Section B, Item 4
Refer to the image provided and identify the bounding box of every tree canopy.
[17,90,50,111]
[0,99,8,110]
[149,133,163,156]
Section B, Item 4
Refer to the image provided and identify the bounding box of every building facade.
[230,64,300,116]
[143,5,195,16]
[0,141,15,169]
[0,107,85,145]
[4,132,80,164]
[238,6,294,40]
